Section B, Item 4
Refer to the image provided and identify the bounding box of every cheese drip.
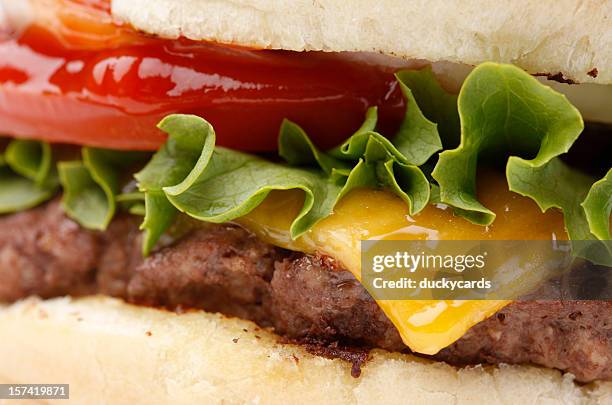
[237,172,567,354]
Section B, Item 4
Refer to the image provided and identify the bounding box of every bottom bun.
[0,297,610,405]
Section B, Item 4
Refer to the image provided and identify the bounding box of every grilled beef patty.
[1,200,610,382]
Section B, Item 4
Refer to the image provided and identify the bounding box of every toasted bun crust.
[111,0,611,84]
[0,297,610,404]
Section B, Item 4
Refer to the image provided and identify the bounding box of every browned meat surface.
[0,200,143,300]
[1,200,610,382]
[0,200,99,300]
[270,255,406,351]
[436,301,612,383]
[128,225,283,324]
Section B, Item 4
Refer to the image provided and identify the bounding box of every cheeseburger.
[0,0,611,403]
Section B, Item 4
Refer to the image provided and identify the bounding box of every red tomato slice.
[0,1,405,152]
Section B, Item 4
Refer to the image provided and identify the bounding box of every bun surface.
[0,297,610,404]
[111,0,611,84]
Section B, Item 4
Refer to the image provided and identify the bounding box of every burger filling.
[1,199,611,382]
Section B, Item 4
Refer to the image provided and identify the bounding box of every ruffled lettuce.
[430,63,610,264]
[116,192,146,216]
[0,140,58,213]
[58,148,148,230]
[136,71,444,253]
[581,169,612,263]
[583,169,612,241]
[432,63,584,225]
[395,68,460,148]
[133,115,217,254]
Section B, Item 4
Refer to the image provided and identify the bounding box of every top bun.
[111,0,611,84]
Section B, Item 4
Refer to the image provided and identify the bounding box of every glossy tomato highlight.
[0,0,405,151]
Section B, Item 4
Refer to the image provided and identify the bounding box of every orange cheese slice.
[237,172,567,354]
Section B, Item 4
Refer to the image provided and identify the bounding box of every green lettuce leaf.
[328,107,440,167]
[59,160,107,229]
[581,169,612,264]
[116,191,146,216]
[582,169,612,241]
[5,140,55,187]
[137,81,444,252]
[167,147,344,233]
[395,67,460,148]
[0,140,58,213]
[129,204,146,216]
[140,191,177,254]
[280,89,443,215]
[138,115,348,252]
[0,170,57,213]
[278,119,348,174]
[426,62,610,264]
[392,72,444,163]
[135,114,216,255]
[508,159,612,265]
[59,148,148,230]
[432,62,584,226]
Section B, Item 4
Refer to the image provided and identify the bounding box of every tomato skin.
[0,88,167,150]
[0,20,405,152]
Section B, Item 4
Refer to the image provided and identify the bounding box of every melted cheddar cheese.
[237,172,567,354]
